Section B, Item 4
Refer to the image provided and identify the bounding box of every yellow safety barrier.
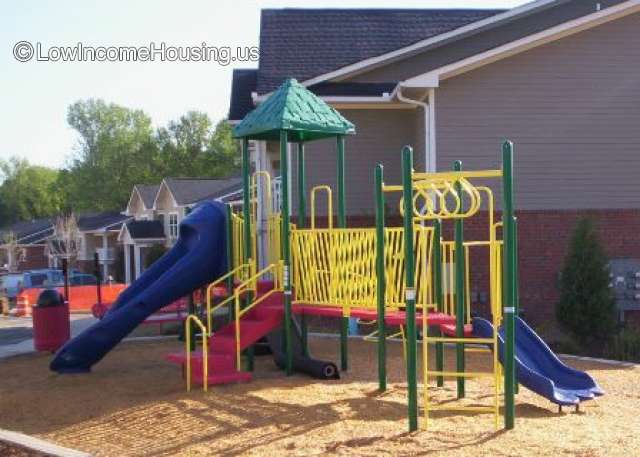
[290,226,435,315]
[232,262,283,369]
[185,314,209,392]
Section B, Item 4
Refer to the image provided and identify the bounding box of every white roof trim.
[253,93,394,104]
[152,179,180,211]
[296,0,560,89]
[402,0,640,88]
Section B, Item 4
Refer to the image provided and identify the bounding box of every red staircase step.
[439,323,473,337]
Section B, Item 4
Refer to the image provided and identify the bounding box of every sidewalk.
[0,315,97,359]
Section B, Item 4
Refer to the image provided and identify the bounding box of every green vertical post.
[297,142,309,357]
[454,161,466,398]
[337,135,348,371]
[502,140,516,430]
[226,204,235,324]
[401,146,418,432]
[433,219,445,387]
[375,164,387,391]
[513,215,519,394]
[280,131,293,376]
[241,139,255,371]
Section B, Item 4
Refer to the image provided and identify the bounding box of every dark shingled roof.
[229,69,258,121]
[256,8,504,93]
[77,212,131,231]
[0,218,54,245]
[135,184,160,209]
[125,220,165,240]
[309,82,398,97]
[165,177,243,206]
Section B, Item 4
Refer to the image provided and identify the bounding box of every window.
[168,213,179,239]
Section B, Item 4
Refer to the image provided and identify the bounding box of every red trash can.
[32,289,70,352]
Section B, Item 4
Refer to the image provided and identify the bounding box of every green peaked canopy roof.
[233,78,356,142]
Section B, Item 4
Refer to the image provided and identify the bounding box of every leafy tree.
[0,157,62,226]
[63,99,160,212]
[556,218,617,346]
[156,112,239,178]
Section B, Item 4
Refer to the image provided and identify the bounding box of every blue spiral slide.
[473,316,604,406]
[50,201,228,373]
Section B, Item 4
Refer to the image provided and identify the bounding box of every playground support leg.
[297,143,309,357]
[502,140,516,430]
[454,161,466,399]
[280,130,293,376]
[433,220,445,387]
[401,146,418,432]
[375,164,387,391]
[241,139,255,371]
[226,204,234,324]
[337,134,348,371]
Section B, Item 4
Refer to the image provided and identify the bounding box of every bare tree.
[0,232,27,272]
[47,213,81,263]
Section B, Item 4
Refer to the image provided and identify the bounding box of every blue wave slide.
[473,316,604,406]
[50,201,228,373]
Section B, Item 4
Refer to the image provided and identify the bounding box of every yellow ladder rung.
[426,371,495,378]
[464,346,492,353]
[426,337,495,344]
[426,405,497,413]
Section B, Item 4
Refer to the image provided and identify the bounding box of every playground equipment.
[50,78,603,434]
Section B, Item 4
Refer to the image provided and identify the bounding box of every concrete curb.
[0,429,91,457]
[558,353,637,368]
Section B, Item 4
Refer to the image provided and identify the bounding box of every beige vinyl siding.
[435,12,640,210]
[272,109,419,217]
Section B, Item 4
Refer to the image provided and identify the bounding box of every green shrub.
[605,327,640,362]
[556,218,617,347]
[144,244,168,268]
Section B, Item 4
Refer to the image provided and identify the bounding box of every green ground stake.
[502,140,516,430]
[454,161,466,399]
[337,135,348,371]
[280,131,293,376]
[375,164,387,391]
[401,146,418,432]
[433,219,445,387]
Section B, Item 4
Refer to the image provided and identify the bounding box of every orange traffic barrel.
[13,291,31,317]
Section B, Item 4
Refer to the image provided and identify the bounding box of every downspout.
[396,86,435,173]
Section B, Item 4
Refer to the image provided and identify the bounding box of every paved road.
[0,315,97,359]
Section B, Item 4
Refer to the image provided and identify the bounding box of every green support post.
[280,131,293,376]
[513,216,519,394]
[374,164,387,391]
[502,140,516,430]
[241,139,255,372]
[337,135,348,371]
[454,161,466,399]
[433,219,445,387]
[226,204,234,324]
[401,146,418,432]
[297,142,309,357]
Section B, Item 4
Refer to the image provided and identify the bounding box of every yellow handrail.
[310,185,333,230]
[205,263,252,335]
[232,262,283,369]
[185,315,208,392]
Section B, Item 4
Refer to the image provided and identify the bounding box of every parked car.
[69,273,98,286]
[0,273,24,305]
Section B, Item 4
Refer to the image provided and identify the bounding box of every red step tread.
[292,304,456,326]
[439,323,473,337]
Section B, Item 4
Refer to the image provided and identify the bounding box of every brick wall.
[17,245,49,270]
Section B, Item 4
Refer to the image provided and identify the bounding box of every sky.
[1,0,528,169]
